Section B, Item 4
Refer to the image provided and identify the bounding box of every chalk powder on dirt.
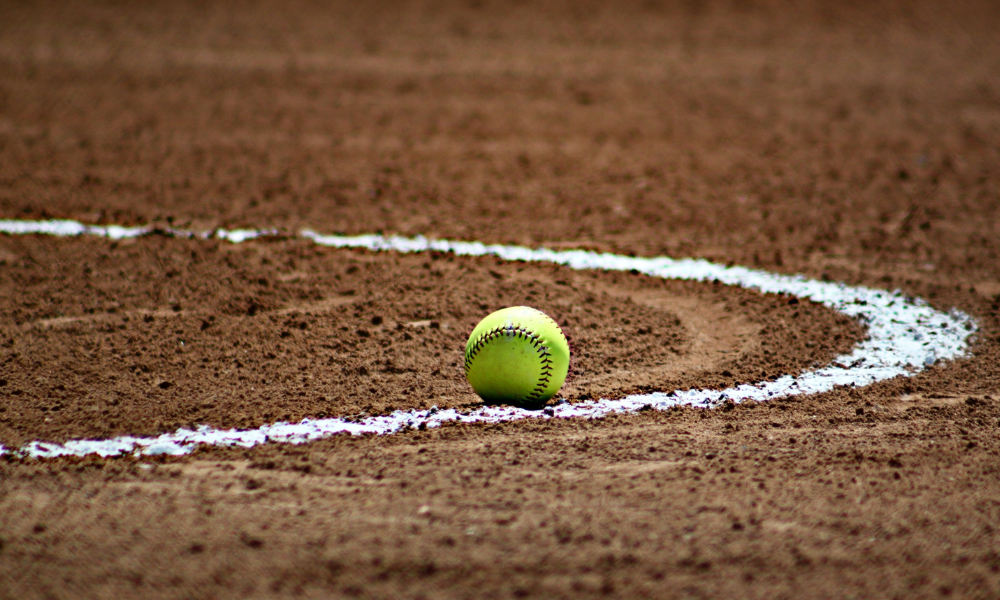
[0,219,975,458]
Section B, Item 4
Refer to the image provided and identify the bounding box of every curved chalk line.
[0,219,977,458]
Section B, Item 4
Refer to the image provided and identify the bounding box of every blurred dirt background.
[1,1,999,598]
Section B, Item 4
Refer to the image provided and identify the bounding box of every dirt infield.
[0,233,865,446]
[1,1,999,598]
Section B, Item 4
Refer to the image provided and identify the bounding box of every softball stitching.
[464,322,559,403]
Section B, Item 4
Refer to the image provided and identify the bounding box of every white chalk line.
[0,219,977,458]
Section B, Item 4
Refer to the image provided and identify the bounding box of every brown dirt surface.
[1,1,1000,599]
[0,233,861,446]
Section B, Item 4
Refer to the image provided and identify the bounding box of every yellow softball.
[464,306,570,407]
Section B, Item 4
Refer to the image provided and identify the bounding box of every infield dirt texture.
[1,1,999,599]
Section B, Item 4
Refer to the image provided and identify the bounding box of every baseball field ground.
[1,1,999,598]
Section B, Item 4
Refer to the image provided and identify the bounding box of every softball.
[464,306,570,406]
